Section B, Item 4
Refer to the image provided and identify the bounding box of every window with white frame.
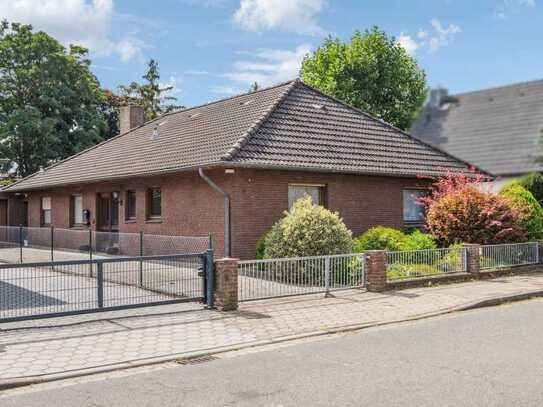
[41,197,51,226]
[403,190,426,222]
[288,184,325,209]
[71,195,83,226]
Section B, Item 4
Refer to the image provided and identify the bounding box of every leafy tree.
[0,21,107,177]
[100,89,123,139]
[300,27,427,130]
[118,59,183,121]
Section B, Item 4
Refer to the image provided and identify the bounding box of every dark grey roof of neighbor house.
[7,80,479,192]
[411,79,543,177]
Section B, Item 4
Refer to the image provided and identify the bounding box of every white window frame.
[41,197,51,226]
[71,195,84,226]
[288,184,326,210]
[403,189,426,223]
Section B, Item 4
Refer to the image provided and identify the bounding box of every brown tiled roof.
[7,80,480,192]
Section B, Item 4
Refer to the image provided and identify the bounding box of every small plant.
[264,196,353,258]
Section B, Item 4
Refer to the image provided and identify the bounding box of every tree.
[300,27,427,130]
[0,21,107,177]
[118,59,183,121]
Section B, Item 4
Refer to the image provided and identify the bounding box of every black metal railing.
[0,251,214,322]
[0,226,210,264]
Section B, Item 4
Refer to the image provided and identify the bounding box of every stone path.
[2,271,543,386]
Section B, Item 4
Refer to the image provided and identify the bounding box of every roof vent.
[312,104,327,111]
[189,113,201,119]
[151,121,168,141]
[520,91,526,97]
[488,96,494,102]
[241,100,254,106]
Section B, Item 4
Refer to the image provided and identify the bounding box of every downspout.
[198,168,231,258]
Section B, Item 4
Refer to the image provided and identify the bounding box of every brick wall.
[228,168,429,259]
[12,168,429,259]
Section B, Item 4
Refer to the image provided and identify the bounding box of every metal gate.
[0,251,214,322]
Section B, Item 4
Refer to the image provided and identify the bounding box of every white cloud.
[397,19,461,55]
[224,44,311,87]
[0,0,145,62]
[233,0,326,36]
[428,19,461,52]
[495,0,536,19]
[397,33,420,55]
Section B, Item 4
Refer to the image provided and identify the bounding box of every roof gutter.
[198,167,231,258]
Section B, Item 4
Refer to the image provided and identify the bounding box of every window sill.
[125,219,137,224]
[145,218,162,224]
[70,225,88,230]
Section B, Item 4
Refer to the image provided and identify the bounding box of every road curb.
[2,288,543,391]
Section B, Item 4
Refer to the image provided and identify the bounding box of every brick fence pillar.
[463,244,481,274]
[214,258,239,311]
[365,250,387,292]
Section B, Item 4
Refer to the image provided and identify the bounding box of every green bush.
[353,226,436,252]
[401,230,437,251]
[255,230,270,259]
[500,182,543,240]
[515,172,543,204]
[263,196,353,258]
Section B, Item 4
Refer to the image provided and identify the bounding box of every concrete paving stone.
[3,273,543,381]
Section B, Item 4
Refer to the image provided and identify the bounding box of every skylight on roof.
[189,113,201,119]
[241,100,254,106]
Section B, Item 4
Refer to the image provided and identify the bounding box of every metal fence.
[0,226,209,264]
[386,247,467,281]
[0,252,211,322]
[480,242,539,269]
[238,253,365,301]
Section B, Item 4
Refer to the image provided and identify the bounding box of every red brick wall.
[227,169,429,259]
[15,168,429,259]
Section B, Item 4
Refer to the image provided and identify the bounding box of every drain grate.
[175,355,219,365]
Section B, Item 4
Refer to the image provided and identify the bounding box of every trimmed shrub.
[426,186,526,246]
[263,197,353,258]
[402,230,437,251]
[353,226,436,252]
[515,172,543,204]
[499,182,543,240]
[353,226,406,252]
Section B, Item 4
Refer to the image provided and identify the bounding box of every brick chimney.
[120,105,145,135]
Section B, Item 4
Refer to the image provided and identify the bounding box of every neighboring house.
[2,80,479,259]
[411,79,543,190]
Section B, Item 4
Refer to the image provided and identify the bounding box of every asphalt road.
[3,299,543,406]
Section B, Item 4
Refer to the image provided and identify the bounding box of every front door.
[97,192,119,232]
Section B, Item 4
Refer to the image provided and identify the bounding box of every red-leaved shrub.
[425,186,526,245]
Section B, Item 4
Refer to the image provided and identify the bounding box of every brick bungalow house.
[2,80,479,259]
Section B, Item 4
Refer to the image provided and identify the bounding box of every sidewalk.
[2,271,543,388]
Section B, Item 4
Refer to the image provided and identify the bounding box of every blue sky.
[2,0,542,107]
